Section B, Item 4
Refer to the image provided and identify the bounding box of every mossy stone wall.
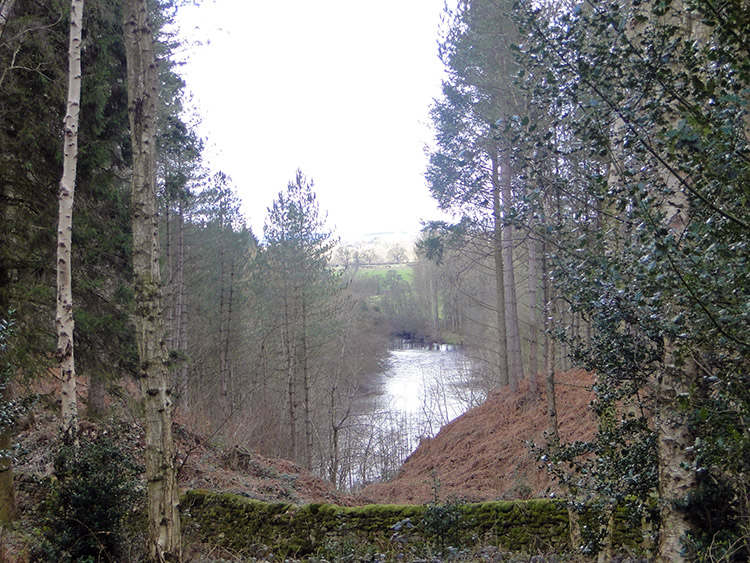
[182,491,572,558]
[181,490,651,558]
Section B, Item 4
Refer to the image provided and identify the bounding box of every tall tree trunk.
[543,258,582,551]
[500,150,523,391]
[164,195,174,350]
[176,199,188,409]
[490,148,509,388]
[527,228,540,394]
[541,238,551,389]
[218,216,228,410]
[282,289,297,461]
[543,262,557,444]
[655,176,698,563]
[123,0,181,560]
[224,259,235,404]
[0,0,15,39]
[302,296,313,471]
[656,350,697,561]
[56,0,84,445]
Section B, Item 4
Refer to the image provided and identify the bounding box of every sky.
[174,0,450,241]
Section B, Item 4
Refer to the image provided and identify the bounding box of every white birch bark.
[56,0,84,444]
[0,0,15,39]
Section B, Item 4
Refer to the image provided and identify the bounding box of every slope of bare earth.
[360,370,596,504]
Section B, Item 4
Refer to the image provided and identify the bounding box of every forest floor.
[11,369,594,508]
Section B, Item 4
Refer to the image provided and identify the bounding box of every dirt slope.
[361,370,595,504]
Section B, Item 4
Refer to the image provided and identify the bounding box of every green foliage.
[0,0,140,386]
[420,497,465,552]
[512,0,750,558]
[356,266,414,284]
[34,437,143,563]
[418,470,466,552]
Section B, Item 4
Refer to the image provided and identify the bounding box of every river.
[376,343,483,437]
[353,343,484,484]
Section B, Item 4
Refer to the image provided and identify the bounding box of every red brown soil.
[361,369,595,504]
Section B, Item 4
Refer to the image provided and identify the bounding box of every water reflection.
[369,343,483,440]
[347,342,485,487]
[382,347,467,430]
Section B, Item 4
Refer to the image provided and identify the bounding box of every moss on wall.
[181,490,651,558]
[182,491,575,558]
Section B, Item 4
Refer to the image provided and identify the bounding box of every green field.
[355,264,414,283]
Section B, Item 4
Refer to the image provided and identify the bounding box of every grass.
[355,264,414,283]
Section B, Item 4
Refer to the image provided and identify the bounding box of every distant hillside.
[361,370,595,504]
[333,231,419,265]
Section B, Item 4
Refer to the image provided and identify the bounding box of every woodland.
[0,0,749,562]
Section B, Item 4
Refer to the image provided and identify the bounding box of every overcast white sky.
[174,0,450,241]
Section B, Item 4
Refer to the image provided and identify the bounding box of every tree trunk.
[218,214,228,410]
[302,296,313,471]
[164,195,174,350]
[654,193,698,561]
[490,148,509,388]
[527,228,540,394]
[176,199,188,409]
[500,150,523,391]
[87,373,107,418]
[225,259,235,404]
[282,289,297,461]
[541,229,581,552]
[656,351,697,561]
[123,0,181,560]
[0,381,17,523]
[543,277,557,444]
[56,0,84,445]
[0,0,16,39]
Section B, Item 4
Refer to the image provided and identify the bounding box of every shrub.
[34,437,142,562]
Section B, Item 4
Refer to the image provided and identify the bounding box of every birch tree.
[0,0,15,39]
[56,0,84,445]
[123,0,181,559]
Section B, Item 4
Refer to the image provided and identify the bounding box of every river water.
[348,343,485,486]
[375,344,483,438]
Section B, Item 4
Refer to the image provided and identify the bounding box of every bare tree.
[56,0,84,444]
[123,0,181,559]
